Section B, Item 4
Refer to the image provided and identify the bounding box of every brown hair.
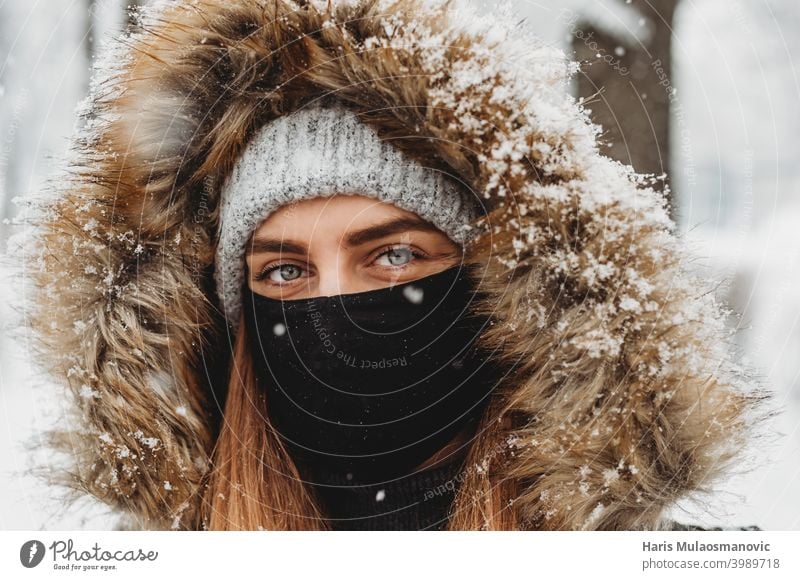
[199,307,520,530]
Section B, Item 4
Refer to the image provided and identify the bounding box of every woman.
[21,0,769,531]
[210,99,503,530]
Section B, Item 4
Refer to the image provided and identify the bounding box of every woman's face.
[244,194,463,300]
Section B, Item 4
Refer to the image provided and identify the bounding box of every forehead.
[251,194,417,236]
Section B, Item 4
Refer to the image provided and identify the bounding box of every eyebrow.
[247,216,441,255]
[247,238,308,255]
[344,216,441,246]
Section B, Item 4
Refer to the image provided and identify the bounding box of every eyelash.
[372,244,428,266]
[254,245,428,283]
[254,261,302,283]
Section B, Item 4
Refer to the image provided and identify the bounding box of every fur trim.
[18,0,771,529]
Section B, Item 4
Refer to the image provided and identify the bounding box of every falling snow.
[402,285,424,304]
[0,0,784,532]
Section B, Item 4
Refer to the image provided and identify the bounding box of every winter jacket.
[18,0,770,531]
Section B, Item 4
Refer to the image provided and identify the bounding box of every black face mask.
[242,264,499,484]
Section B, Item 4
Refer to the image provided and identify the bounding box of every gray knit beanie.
[214,101,479,327]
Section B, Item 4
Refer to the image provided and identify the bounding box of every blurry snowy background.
[1,0,798,530]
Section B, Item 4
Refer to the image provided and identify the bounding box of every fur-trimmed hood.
[17,0,770,530]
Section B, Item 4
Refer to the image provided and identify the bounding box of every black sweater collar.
[300,455,468,531]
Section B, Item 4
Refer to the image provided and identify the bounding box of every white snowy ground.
[1,0,798,530]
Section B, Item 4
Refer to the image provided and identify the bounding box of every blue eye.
[261,264,303,283]
[375,246,416,267]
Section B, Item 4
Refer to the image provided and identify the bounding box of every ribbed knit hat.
[214,101,480,327]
